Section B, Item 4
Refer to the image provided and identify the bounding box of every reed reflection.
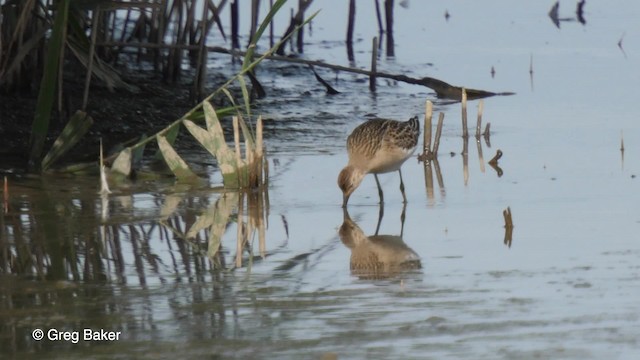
[339,207,420,279]
[0,176,269,356]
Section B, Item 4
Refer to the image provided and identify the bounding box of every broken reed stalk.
[423,100,433,155]
[461,88,469,138]
[620,130,625,152]
[248,0,260,48]
[475,99,484,139]
[236,192,245,267]
[82,6,100,111]
[269,0,275,47]
[296,0,305,53]
[370,37,378,91]
[503,206,514,228]
[233,116,243,175]
[193,0,209,102]
[384,0,394,57]
[477,134,486,173]
[483,122,491,138]
[231,0,239,49]
[346,0,356,61]
[256,116,264,187]
[433,112,444,156]
[462,136,469,185]
[3,176,8,213]
[374,0,384,34]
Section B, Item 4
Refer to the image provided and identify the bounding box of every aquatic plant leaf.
[157,135,199,181]
[182,119,217,157]
[153,124,180,160]
[2,25,47,84]
[201,102,246,188]
[237,74,252,126]
[160,194,184,221]
[28,0,70,170]
[41,110,93,171]
[131,134,147,166]
[111,148,132,177]
[67,40,138,93]
[208,192,239,260]
[220,88,255,148]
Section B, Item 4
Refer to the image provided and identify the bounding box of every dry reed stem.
[384,0,394,57]
[258,191,266,258]
[256,116,264,186]
[424,160,434,203]
[503,207,514,228]
[82,6,100,111]
[370,36,378,91]
[503,206,514,248]
[236,192,245,267]
[461,88,468,138]
[423,100,433,155]
[475,99,484,139]
[462,137,469,185]
[476,137,485,173]
[374,0,384,34]
[233,116,242,177]
[3,176,8,213]
[433,112,444,155]
[346,0,356,61]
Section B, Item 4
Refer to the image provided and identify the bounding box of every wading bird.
[338,116,420,207]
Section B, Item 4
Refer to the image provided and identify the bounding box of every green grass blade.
[242,0,288,68]
[29,0,70,170]
[41,110,93,171]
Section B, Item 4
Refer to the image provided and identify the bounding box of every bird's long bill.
[342,194,350,208]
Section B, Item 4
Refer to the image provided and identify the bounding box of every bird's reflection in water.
[339,207,421,279]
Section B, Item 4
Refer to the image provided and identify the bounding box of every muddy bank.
[0,66,204,171]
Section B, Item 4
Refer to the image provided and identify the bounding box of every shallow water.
[2,1,640,359]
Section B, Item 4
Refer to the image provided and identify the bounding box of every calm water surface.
[2,1,640,359]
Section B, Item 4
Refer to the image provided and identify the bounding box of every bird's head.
[338,165,366,207]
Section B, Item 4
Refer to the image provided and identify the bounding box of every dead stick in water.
[100,41,512,99]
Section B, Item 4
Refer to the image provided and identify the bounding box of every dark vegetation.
[0,0,508,175]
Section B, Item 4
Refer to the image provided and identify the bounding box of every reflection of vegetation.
[0,172,271,353]
[503,207,514,248]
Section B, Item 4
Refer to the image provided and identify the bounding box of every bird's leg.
[374,174,384,204]
[375,202,384,236]
[398,169,407,203]
[400,202,407,237]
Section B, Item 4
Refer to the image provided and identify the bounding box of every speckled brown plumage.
[338,116,420,206]
[346,117,419,162]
